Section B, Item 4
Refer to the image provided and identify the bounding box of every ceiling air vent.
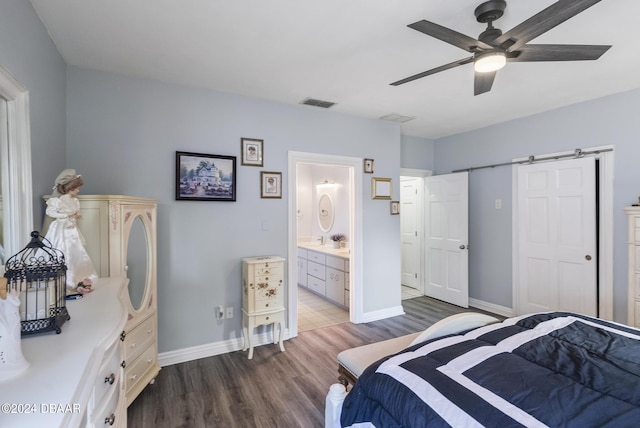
[300,97,336,109]
[380,113,415,123]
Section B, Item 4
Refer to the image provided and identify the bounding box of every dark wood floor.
[127,297,500,427]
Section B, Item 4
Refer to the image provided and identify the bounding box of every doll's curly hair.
[56,175,84,195]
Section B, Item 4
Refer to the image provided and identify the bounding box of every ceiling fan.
[391,0,611,95]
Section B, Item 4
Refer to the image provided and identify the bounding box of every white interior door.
[400,176,421,289]
[425,172,469,308]
[516,157,597,316]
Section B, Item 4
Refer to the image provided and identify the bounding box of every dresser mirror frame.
[122,211,155,313]
[0,64,33,262]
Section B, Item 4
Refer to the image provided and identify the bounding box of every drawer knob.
[131,343,137,348]
[104,373,115,385]
[266,316,270,320]
[121,360,126,369]
[105,414,116,425]
[120,331,126,341]
[131,374,138,381]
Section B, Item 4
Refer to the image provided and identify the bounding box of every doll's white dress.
[44,194,97,289]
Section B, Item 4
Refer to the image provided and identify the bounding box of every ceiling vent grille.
[300,97,336,109]
[380,113,415,123]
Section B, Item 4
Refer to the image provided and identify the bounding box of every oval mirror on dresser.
[126,216,148,310]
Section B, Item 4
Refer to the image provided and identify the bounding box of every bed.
[327,311,640,428]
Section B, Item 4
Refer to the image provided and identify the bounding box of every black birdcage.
[4,231,70,335]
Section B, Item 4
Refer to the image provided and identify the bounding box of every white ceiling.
[29,0,640,139]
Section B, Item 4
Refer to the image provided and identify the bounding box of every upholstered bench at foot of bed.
[336,312,500,388]
[337,332,420,387]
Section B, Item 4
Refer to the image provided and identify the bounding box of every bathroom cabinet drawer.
[326,255,346,271]
[307,261,325,280]
[307,251,326,264]
[307,274,326,295]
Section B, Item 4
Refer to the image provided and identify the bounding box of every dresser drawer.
[307,251,326,264]
[89,374,120,427]
[92,339,121,406]
[307,274,326,295]
[124,315,156,362]
[125,344,157,396]
[307,261,325,280]
[254,297,283,312]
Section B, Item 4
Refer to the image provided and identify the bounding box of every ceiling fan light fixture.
[474,51,506,73]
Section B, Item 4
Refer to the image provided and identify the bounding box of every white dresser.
[241,256,285,359]
[43,195,160,407]
[626,206,640,327]
[0,278,128,427]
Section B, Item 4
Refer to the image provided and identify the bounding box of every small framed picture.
[176,151,236,201]
[241,138,263,167]
[372,177,392,200]
[390,201,400,215]
[261,171,282,198]
[364,158,374,174]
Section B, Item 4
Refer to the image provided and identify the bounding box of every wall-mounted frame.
[364,158,374,174]
[390,201,400,215]
[176,151,236,201]
[241,137,263,167]
[372,177,392,200]
[261,171,282,199]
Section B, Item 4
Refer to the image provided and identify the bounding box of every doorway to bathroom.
[287,151,363,338]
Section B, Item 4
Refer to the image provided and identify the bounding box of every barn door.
[516,157,597,316]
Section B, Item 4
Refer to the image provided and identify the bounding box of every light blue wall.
[0,0,66,226]
[65,67,403,352]
[434,90,640,323]
[401,135,434,171]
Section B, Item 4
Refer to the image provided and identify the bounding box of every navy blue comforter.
[341,312,640,427]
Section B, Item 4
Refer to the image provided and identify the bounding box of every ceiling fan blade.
[408,20,493,52]
[509,44,611,62]
[390,57,473,86]
[474,71,497,96]
[495,0,603,52]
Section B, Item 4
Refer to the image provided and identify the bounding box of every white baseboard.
[469,298,513,318]
[160,300,511,367]
[361,305,405,323]
[158,329,290,367]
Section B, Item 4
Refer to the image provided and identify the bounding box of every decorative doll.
[44,169,97,293]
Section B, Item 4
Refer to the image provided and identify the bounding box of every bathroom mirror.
[126,216,149,311]
[318,193,334,232]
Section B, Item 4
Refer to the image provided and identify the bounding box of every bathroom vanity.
[297,243,349,308]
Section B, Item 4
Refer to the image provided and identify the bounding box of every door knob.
[585,255,592,261]
[460,245,466,250]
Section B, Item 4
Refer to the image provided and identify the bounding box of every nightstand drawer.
[253,310,284,327]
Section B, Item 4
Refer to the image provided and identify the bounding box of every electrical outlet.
[217,305,224,319]
[226,307,233,319]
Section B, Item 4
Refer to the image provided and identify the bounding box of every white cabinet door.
[326,267,345,305]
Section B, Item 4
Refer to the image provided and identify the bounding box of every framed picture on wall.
[364,158,374,173]
[241,138,263,166]
[372,177,392,200]
[175,151,236,201]
[261,171,282,198]
[390,201,400,215]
